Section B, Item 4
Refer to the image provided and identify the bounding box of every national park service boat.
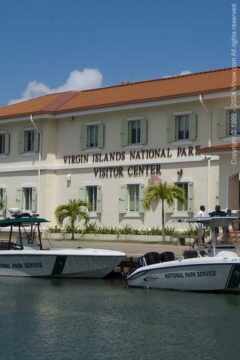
[0,215,125,278]
[126,217,240,292]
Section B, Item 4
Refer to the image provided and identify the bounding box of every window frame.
[175,114,190,140]
[128,184,140,212]
[121,117,147,147]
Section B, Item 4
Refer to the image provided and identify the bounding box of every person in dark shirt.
[209,205,227,242]
[209,205,227,217]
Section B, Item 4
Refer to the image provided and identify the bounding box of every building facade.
[0,67,239,228]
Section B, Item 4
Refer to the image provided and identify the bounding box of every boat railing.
[183,217,240,257]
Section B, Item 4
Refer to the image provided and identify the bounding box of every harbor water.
[0,277,240,360]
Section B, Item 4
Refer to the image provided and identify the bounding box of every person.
[196,205,206,218]
[209,205,227,242]
[208,205,227,217]
[192,205,206,248]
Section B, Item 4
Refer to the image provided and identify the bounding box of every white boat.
[126,217,240,292]
[0,215,125,278]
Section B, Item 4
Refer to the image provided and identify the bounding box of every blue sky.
[0,0,237,106]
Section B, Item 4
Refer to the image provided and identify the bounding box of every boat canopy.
[0,217,48,227]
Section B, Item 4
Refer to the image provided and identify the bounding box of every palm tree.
[143,182,184,240]
[55,199,89,240]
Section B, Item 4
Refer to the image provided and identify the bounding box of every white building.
[0,67,239,228]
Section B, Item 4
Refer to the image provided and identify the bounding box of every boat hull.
[127,258,240,292]
[0,249,125,278]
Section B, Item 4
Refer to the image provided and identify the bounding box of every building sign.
[63,145,201,178]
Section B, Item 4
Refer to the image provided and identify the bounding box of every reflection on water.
[0,278,239,360]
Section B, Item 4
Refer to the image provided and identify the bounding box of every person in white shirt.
[192,205,206,248]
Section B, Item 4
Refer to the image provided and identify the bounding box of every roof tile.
[0,67,239,119]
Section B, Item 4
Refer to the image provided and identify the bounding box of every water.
[0,278,240,360]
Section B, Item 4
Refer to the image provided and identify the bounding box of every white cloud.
[179,70,192,76]
[8,68,103,104]
[162,69,192,78]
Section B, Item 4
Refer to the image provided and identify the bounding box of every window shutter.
[167,115,176,142]
[19,130,25,154]
[187,182,194,213]
[79,186,86,202]
[33,130,39,152]
[217,110,227,138]
[189,113,197,141]
[140,118,148,145]
[96,186,102,213]
[80,125,87,150]
[4,132,10,155]
[32,187,37,212]
[2,188,6,211]
[16,188,23,210]
[121,120,129,147]
[98,123,104,148]
[139,184,145,213]
[119,185,127,213]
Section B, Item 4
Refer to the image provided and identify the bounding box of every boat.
[0,214,125,278]
[126,216,240,292]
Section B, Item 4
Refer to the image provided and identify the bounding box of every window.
[23,188,33,211]
[175,115,189,140]
[128,120,141,145]
[229,110,240,135]
[16,187,37,212]
[0,133,5,154]
[19,129,39,154]
[167,113,197,142]
[87,125,99,148]
[218,109,240,138]
[119,184,144,214]
[80,123,104,150]
[175,183,188,211]
[0,131,9,155]
[24,130,35,152]
[128,184,139,212]
[86,186,98,212]
[173,182,193,213]
[121,118,147,147]
[79,186,102,213]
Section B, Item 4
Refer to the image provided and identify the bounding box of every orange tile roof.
[200,143,240,154]
[0,67,239,119]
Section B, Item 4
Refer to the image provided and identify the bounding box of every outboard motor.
[139,252,161,267]
[159,251,175,262]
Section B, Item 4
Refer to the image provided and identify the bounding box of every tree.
[55,199,89,240]
[143,182,184,240]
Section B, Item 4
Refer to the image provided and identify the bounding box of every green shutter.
[32,187,37,212]
[189,113,197,141]
[79,186,86,202]
[98,123,104,148]
[217,110,228,138]
[121,120,129,147]
[2,188,6,211]
[96,186,102,213]
[119,185,127,213]
[19,130,24,154]
[4,132,10,155]
[140,118,148,145]
[33,130,39,152]
[187,182,194,213]
[16,188,23,210]
[80,124,87,150]
[167,115,176,142]
[139,184,145,213]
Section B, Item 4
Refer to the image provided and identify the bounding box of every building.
[0,67,239,228]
